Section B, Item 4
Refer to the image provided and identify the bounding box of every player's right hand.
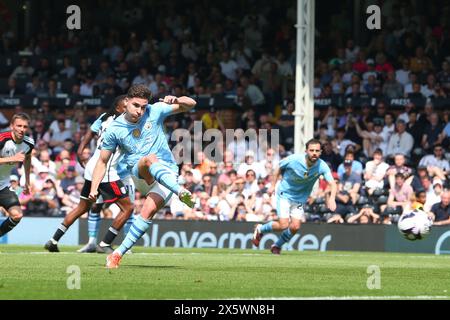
[88,190,98,202]
[11,152,25,163]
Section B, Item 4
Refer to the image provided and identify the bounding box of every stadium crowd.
[0,0,449,224]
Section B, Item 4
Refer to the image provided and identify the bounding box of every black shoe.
[96,244,114,254]
[44,240,59,252]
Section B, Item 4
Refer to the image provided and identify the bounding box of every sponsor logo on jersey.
[144,122,152,130]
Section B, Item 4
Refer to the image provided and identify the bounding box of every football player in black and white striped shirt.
[0,113,33,237]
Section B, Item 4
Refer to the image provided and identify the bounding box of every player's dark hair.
[11,112,31,123]
[101,94,127,121]
[306,139,322,150]
[127,84,152,101]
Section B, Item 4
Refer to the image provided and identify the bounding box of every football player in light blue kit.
[89,84,196,268]
[252,139,337,254]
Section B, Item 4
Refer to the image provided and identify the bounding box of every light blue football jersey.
[277,153,333,203]
[101,102,177,176]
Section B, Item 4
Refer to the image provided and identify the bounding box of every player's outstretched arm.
[77,127,95,167]
[268,168,282,194]
[89,149,112,201]
[327,179,337,212]
[160,95,197,114]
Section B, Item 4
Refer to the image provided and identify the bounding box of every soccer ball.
[398,209,432,241]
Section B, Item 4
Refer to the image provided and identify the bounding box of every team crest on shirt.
[304,171,309,178]
[132,128,141,138]
[144,122,152,130]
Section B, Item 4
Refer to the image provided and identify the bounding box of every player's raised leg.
[137,154,194,208]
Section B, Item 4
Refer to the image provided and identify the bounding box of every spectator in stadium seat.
[59,165,77,193]
[387,153,413,189]
[59,56,76,79]
[424,180,445,212]
[429,190,450,226]
[337,151,363,180]
[382,113,396,146]
[362,59,377,85]
[421,73,438,98]
[321,139,342,172]
[398,102,415,124]
[239,75,266,111]
[44,79,62,98]
[347,205,380,224]
[410,166,430,192]
[339,159,361,204]
[31,119,50,145]
[408,189,427,212]
[26,75,46,97]
[259,147,280,172]
[5,77,24,97]
[242,169,259,198]
[356,119,388,157]
[37,149,57,177]
[194,151,213,176]
[10,57,34,79]
[364,148,389,195]
[395,58,411,86]
[237,150,266,179]
[48,118,72,153]
[437,60,450,91]
[26,176,62,217]
[201,107,225,131]
[219,51,241,82]
[382,70,404,99]
[372,101,387,126]
[80,72,96,96]
[102,75,123,97]
[418,144,450,175]
[381,172,413,220]
[385,119,414,159]
[33,57,54,81]
[409,46,433,73]
[421,112,444,152]
[200,174,217,197]
[332,127,356,158]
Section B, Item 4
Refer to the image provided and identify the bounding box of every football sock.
[0,217,19,237]
[259,221,273,233]
[87,210,101,244]
[116,215,151,255]
[124,213,134,236]
[149,162,181,195]
[51,224,68,244]
[101,227,119,246]
[275,228,294,248]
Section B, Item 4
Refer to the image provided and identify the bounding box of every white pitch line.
[223,296,450,300]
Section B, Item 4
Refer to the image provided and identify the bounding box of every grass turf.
[0,245,449,300]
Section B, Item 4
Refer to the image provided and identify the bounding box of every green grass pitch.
[0,245,449,300]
